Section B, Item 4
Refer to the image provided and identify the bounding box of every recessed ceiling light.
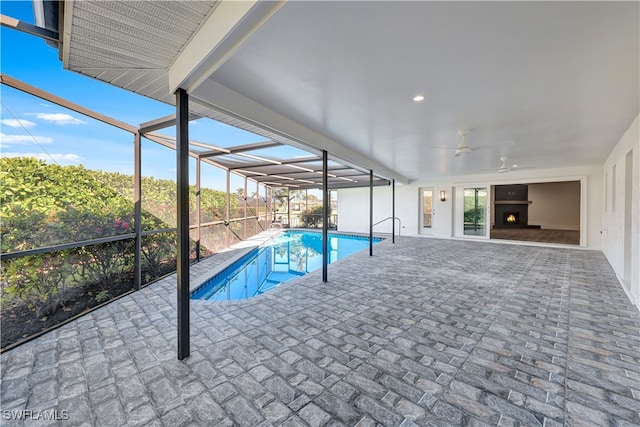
[413,94,425,102]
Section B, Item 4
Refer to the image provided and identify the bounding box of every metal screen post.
[134,131,142,289]
[196,158,201,262]
[226,170,230,246]
[243,177,248,239]
[287,188,291,227]
[175,88,190,360]
[392,179,395,244]
[264,185,268,229]
[269,186,272,227]
[253,181,260,234]
[322,150,328,282]
[369,169,373,256]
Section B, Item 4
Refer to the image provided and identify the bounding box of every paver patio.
[2,236,639,426]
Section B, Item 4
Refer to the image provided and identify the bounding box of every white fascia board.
[191,80,410,184]
[61,0,74,67]
[168,0,285,94]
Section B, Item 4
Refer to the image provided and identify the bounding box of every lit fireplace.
[503,212,520,225]
[494,184,538,229]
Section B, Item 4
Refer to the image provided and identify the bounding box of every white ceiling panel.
[209,1,639,181]
[61,1,639,183]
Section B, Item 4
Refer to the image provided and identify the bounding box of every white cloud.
[49,153,83,163]
[33,113,86,125]
[0,118,37,128]
[0,133,54,145]
[1,152,83,164]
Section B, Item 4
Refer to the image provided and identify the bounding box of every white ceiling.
[62,1,639,184]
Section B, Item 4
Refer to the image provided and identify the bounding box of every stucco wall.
[338,166,603,248]
[337,185,419,238]
[602,114,640,309]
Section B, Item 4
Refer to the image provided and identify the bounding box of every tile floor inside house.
[1,236,639,426]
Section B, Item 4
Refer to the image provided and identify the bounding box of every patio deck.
[1,236,639,426]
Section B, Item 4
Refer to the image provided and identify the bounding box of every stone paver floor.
[2,236,639,426]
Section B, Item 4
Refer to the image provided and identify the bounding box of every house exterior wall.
[602,114,640,309]
[338,166,602,248]
[337,185,420,238]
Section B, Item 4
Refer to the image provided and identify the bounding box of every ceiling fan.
[432,130,513,157]
[453,130,472,157]
[482,156,535,173]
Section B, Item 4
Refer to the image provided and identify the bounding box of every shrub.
[301,205,331,228]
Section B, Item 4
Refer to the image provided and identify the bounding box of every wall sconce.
[440,190,446,202]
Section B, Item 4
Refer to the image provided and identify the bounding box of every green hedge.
[0,157,239,349]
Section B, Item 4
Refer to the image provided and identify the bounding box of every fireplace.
[495,204,529,228]
[504,212,519,225]
[494,184,540,229]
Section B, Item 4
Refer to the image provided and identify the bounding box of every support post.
[392,179,395,244]
[175,88,190,360]
[264,185,268,229]
[369,169,373,256]
[256,180,259,233]
[322,150,328,282]
[134,131,142,289]
[226,170,230,246]
[196,158,201,262]
[243,176,248,239]
[269,187,273,225]
[287,188,291,227]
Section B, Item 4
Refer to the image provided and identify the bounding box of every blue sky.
[0,0,309,192]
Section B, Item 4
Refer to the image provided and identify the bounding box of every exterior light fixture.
[440,190,446,201]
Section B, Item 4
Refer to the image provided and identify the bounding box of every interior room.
[490,181,581,245]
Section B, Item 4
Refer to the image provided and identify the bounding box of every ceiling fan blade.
[455,147,472,156]
[473,140,516,150]
[479,156,535,173]
[430,146,457,150]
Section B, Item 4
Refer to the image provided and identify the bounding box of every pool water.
[191,230,383,301]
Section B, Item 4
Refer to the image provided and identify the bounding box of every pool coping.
[189,229,281,293]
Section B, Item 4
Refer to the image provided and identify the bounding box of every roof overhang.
[53,0,410,184]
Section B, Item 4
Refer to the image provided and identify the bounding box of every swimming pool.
[191,230,383,301]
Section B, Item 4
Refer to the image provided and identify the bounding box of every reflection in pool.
[191,231,383,301]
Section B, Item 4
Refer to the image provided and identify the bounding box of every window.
[612,165,616,212]
[422,189,433,228]
[604,172,608,212]
[463,188,487,236]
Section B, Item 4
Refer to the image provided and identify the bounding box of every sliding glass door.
[463,188,487,236]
